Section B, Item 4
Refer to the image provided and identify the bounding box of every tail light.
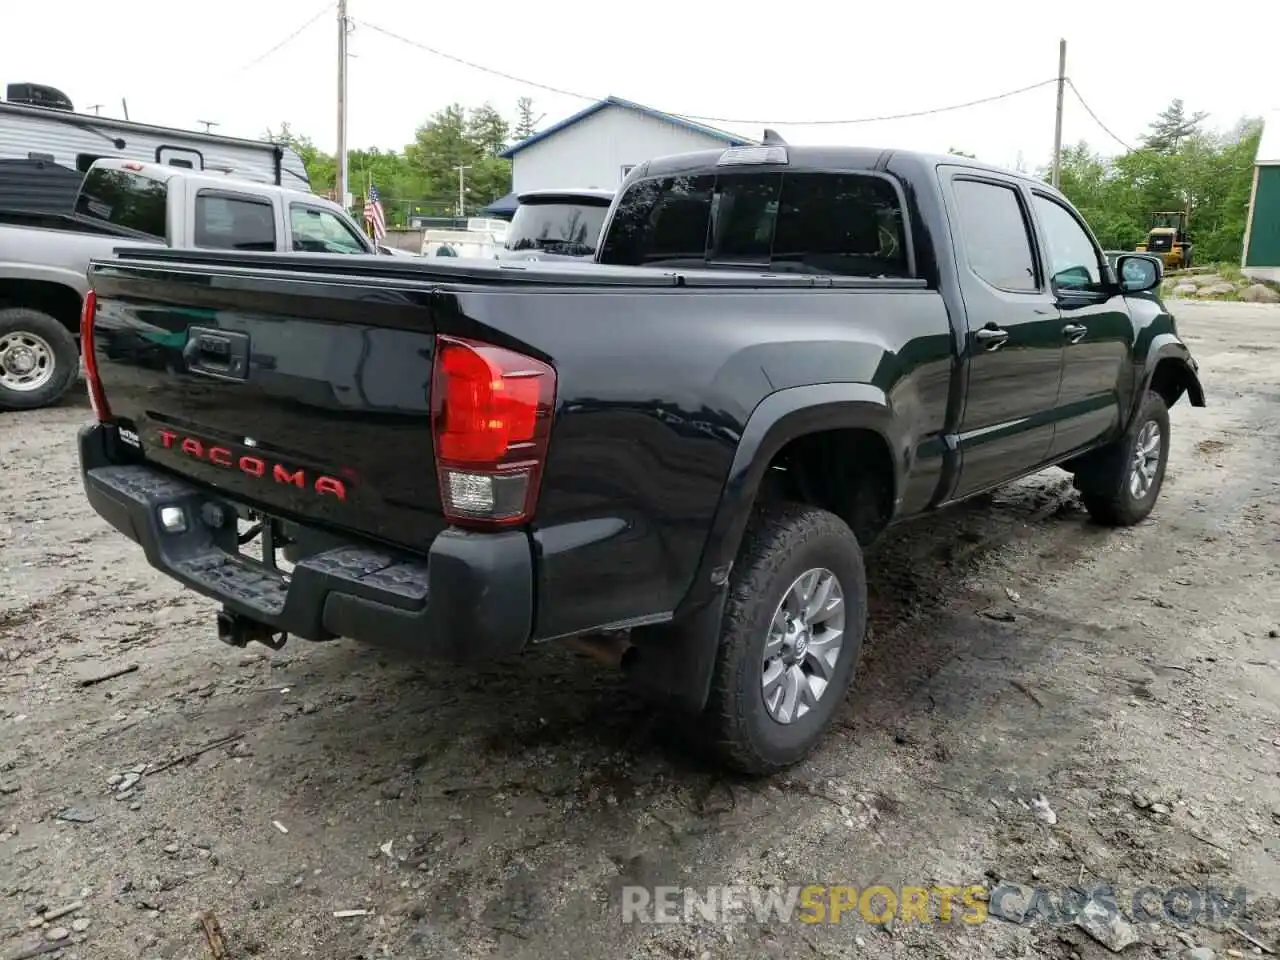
[431,335,556,528]
[79,290,112,421]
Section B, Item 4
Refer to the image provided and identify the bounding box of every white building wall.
[511,105,731,194]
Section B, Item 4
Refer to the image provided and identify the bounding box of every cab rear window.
[73,167,168,239]
[599,171,909,278]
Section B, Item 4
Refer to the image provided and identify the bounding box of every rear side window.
[73,167,168,238]
[194,193,276,251]
[599,171,909,277]
[952,180,1038,292]
[602,175,714,267]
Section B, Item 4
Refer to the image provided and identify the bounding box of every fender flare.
[1135,336,1204,420]
[0,263,90,297]
[675,381,901,618]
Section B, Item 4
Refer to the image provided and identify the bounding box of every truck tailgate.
[88,260,446,549]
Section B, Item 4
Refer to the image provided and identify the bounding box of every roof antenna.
[762,128,787,145]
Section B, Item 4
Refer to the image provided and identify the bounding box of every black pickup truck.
[76,143,1203,773]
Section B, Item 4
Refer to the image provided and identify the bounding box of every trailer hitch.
[216,609,288,651]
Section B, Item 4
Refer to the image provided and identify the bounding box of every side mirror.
[1116,254,1162,293]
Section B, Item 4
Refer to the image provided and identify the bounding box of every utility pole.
[1051,38,1066,188]
[336,0,349,210]
[455,164,471,218]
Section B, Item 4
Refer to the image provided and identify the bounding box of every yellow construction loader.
[1135,211,1192,270]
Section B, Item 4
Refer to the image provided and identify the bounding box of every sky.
[4,0,1275,173]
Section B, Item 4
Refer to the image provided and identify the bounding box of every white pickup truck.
[0,158,396,410]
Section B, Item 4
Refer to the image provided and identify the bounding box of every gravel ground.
[1,300,1278,960]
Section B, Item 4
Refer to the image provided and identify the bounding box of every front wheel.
[1076,391,1171,526]
[702,503,867,775]
[0,308,80,411]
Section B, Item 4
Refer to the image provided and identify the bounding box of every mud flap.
[623,586,727,714]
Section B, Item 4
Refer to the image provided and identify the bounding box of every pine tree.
[1144,99,1208,153]
[514,97,538,141]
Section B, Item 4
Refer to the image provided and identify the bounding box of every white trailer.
[0,88,309,212]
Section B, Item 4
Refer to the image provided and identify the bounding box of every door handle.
[975,327,1009,351]
[1062,323,1088,343]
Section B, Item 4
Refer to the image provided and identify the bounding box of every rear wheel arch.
[678,384,902,620]
[0,278,84,336]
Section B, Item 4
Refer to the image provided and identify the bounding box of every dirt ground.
[2,300,1278,960]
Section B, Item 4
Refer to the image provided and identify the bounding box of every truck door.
[1027,191,1134,459]
[942,172,1065,500]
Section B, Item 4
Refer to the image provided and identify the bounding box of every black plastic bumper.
[78,424,534,659]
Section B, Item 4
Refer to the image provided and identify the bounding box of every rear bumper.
[78,424,534,659]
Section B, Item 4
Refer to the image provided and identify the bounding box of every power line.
[674,79,1059,126]
[356,19,594,100]
[356,17,1057,128]
[1066,78,1134,152]
[238,2,334,73]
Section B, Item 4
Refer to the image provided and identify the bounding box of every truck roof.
[640,144,1046,189]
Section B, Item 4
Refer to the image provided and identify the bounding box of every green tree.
[514,97,538,141]
[1051,106,1262,263]
[405,103,512,215]
[947,147,976,158]
[1143,99,1209,154]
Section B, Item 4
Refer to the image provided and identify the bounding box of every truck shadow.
[279,467,1101,786]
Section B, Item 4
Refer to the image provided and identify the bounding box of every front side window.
[1032,194,1102,289]
[289,205,368,254]
[194,194,276,251]
[952,179,1038,292]
[598,171,908,277]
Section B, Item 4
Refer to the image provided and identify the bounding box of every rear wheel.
[0,308,79,411]
[702,503,867,775]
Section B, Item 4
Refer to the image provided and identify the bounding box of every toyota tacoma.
[76,142,1203,773]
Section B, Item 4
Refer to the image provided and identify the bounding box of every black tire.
[702,502,867,775]
[0,308,79,411]
[1076,390,1171,526]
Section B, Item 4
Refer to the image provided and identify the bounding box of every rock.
[1240,283,1280,303]
[1150,802,1172,815]
[1192,274,1225,286]
[1132,792,1152,810]
[163,843,179,854]
[1032,794,1057,826]
[301,702,319,715]
[71,917,90,933]
[45,926,71,942]
[1196,282,1238,297]
[1180,948,1214,960]
[989,884,1035,923]
[0,782,20,795]
[56,807,97,823]
[1172,283,1199,297]
[1074,900,1139,952]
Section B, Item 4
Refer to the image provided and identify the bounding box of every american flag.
[363,183,387,240]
